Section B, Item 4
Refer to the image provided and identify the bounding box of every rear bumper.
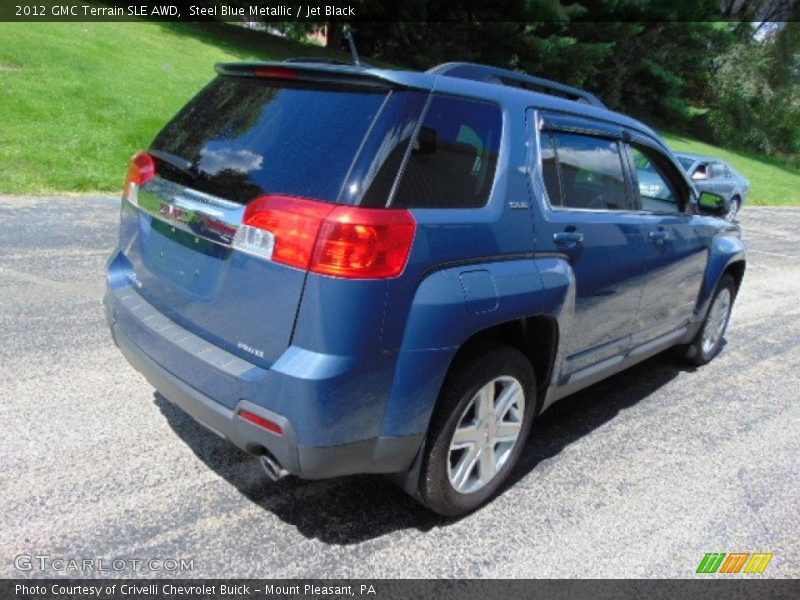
[105,285,422,479]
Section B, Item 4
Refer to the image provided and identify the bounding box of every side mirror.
[696,191,728,217]
[692,169,708,181]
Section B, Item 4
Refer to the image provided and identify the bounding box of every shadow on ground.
[155,350,691,545]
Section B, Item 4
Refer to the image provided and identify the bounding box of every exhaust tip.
[259,452,288,482]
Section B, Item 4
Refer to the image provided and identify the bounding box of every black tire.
[417,346,536,517]
[679,274,736,366]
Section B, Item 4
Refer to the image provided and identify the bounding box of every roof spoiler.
[215,62,415,90]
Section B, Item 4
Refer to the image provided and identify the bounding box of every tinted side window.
[629,145,685,214]
[547,132,630,210]
[630,146,679,213]
[392,95,501,208]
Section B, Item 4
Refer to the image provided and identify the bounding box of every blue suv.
[105,61,746,516]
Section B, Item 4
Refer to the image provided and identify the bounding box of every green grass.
[0,22,342,194]
[662,132,800,206]
[1,22,798,204]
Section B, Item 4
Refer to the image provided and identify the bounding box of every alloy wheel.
[446,376,525,494]
[701,288,731,355]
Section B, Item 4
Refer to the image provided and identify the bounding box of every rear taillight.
[124,151,156,202]
[237,196,334,267]
[236,195,416,279]
[311,206,416,278]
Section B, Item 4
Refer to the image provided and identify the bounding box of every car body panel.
[105,60,747,480]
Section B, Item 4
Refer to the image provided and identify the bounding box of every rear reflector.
[239,410,283,436]
[123,151,156,202]
[240,195,416,279]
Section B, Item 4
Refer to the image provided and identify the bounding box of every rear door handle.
[649,230,668,243]
[553,231,584,248]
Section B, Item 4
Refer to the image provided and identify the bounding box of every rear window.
[151,76,423,205]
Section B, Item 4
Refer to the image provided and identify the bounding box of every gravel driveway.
[1,195,798,578]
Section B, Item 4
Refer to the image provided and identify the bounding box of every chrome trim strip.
[133,177,245,248]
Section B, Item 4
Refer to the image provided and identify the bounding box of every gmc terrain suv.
[105,60,746,516]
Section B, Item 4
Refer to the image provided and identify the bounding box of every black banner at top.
[2,0,800,22]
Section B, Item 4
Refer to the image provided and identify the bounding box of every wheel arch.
[392,314,560,496]
[698,234,746,317]
[723,259,746,296]
[445,315,559,413]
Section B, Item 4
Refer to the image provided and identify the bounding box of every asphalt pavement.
[1,195,798,578]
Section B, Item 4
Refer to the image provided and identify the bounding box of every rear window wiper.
[148,149,203,180]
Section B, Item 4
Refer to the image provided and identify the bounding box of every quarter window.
[392,95,501,208]
[541,132,630,211]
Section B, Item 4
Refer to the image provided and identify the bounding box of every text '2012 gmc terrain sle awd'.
[105,60,745,516]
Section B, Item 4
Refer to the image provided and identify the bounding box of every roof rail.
[427,62,605,108]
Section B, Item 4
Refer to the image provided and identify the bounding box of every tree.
[708,22,800,154]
